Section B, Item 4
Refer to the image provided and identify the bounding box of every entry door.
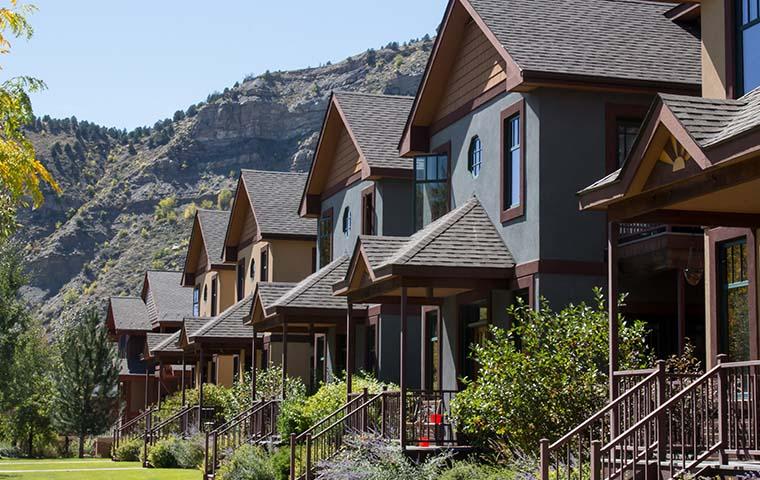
[719,239,751,361]
[460,301,489,382]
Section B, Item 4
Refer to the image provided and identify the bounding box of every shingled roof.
[255,282,299,318]
[188,296,254,340]
[273,256,356,311]
[149,331,182,354]
[333,92,414,171]
[144,271,194,326]
[579,87,760,195]
[357,197,515,274]
[241,170,316,238]
[197,209,231,263]
[109,297,151,333]
[146,332,174,353]
[468,0,701,87]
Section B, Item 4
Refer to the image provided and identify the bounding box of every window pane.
[437,155,448,180]
[511,117,519,146]
[510,148,521,207]
[426,156,437,179]
[720,240,750,361]
[415,157,425,180]
[743,24,760,94]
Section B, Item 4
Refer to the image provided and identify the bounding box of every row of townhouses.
[106,0,760,478]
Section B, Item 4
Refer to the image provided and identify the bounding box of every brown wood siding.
[434,18,506,123]
[196,243,208,272]
[325,126,362,191]
[241,204,257,244]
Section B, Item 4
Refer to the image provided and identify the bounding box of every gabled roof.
[146,332,174,353]
[273,256,355,311]
[149,331,183,355]
[182,209,231,284]
[257,282,299,315]
[108,297,151,333]
[187,295,254,341]
[468,0,700,87]
[342,197,514,286]
[143,271,194,326]
[580,88,760,200]
[300,92,414,216]
[401,0,701,153]
[241,170,316,237]
[332,92,414,171]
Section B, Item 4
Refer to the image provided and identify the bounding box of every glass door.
[719,239,751,361]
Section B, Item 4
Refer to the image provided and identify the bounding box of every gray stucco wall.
[377,311,421,388]
[377,179,415,237]
[319,180,372,268]
[431,92,540,265]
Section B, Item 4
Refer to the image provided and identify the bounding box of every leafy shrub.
[228,368,306,421]
[278,374,394,437]
[112,437,142,462]
[146,436,203,469]
[0,441,20,458]
[155,383,236,426]
[316,435,448,480]
[450,290,652,451]
[182,202,197,220]
[216,444,279,480]
[217,189,233,210]
[154,196,177,221]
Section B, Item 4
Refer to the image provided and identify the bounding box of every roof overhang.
[579,99,760,226]
[222,175,261,262]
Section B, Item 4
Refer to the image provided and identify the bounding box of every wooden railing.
[112,406,155,454]
[404,389,458,447]
[146,404,206,445]
[540,362,701,480]
[289,388,400,480]
[204,400,280,478]
[618,223,703,244]
[586,356,760,480]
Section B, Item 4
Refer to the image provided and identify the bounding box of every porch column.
[608,221,619,439]
[251,325,257,402]
[308,322,315,395]
[181,352,186,406]
[677,269,686,355]
[144,359,151,410]
[282,316,288,400]
[346,302,354,402]
[400,287,407,449]
[156,360,162,409]
[198,347,204,430]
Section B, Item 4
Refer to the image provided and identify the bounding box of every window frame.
[236,258,245,302]
[318,208,333,268]
[500,100,526,223]
[361,184,376,236]
[341,206,351,238]
[259,245,269,283]
[412,142,451,231]
[604,104,648,174]
[210,277,218,317]
[467,135,482,178]
[249,258,255,279]
[192,286,200,317]
[736,0,760,96]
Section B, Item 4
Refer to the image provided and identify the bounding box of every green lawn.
[0,458,200,480]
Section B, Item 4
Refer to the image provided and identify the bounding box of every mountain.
[17,38,433,327]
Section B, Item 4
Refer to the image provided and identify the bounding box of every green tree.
[0,1,60,221]
[53,307,119,457]
[450,289,652,451]
[216,188,232,210]
[0,241,31,409]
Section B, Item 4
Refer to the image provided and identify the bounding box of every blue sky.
[5,1,446,130]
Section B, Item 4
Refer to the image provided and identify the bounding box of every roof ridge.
[111,296,142,300]
[333,90,414,100]
[276,256,348,307]
[240,168,307,175]
[385,198,479,266]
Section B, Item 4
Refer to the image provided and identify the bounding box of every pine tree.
[53,307,119,457]
[0,242,32,408]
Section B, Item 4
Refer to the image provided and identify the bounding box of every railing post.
[362,387,369,432]
[590,440,601,480]
[289,433,296,480]
[204,431,210,476]
[717,354,728,465]
[143,412,151,468]
[656,359,667,462]
[305,433,312,480]
[212,431,218,476]
[381,386,387,438]
[539,438,549,480]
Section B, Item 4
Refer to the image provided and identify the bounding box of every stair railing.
[113,406,155,452]
[204,400,280,478]
[146,404,197,446]
[589,356,760,480]
[289,387,400,480]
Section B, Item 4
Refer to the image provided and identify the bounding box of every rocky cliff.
[18,38,432,326]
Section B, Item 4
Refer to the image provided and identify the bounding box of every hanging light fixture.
[684,243,704,287]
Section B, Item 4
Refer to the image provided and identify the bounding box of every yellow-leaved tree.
[0,1,59,239]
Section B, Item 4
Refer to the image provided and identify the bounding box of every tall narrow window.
[501,101,524,222]
[468,136,482,178]
[413,153,449,231]
[259,246,269,283]
[236,259,245,302]
[342,207,351,238]
[210,278,218,317]
[361,186,376,235]
[616,119,641,167]
[424,309,440,390]
[719,239,750,361]
[192,286,200,317]
[460,302,488,382]
[738,0,760,95]
[318,210,333,268]
[365,323,377,374]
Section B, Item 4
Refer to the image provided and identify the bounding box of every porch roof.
[108,297,151,334]
[251,257,368,331]
[578,88,760,225]
[146,332,175,353]
[143,270,194,326]
[189,295,254,341]
[335,197,515,302]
